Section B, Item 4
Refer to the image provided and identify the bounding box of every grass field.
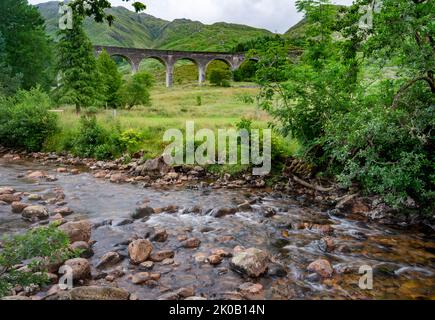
[47,83,299,162]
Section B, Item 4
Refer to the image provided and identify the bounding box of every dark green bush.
[73,115,108,158]
[0,88,58,151]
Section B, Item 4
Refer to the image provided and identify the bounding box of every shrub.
[209,69,232,87]
[118,129,143,154]
[0,225,76,298]
[119,71,153,109]
[0,88,58,151]
[196,96,202,106]
[73,115,108,158]
[323,89,434,210]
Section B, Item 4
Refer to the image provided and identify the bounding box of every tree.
[255,0,434,210]
[0,0,54,92]
[55,15,102,113]
[97,50,122,108]
[54,0,147,113]
[119,71,153,109]
[0,33,22,96]
[209,69,232,87]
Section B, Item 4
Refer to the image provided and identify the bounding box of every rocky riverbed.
[0,151,434,300]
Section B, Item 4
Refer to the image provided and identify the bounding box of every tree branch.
[392,75,435,109]
[292,175,334,192]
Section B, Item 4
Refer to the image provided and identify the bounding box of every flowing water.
[0,159,434,300]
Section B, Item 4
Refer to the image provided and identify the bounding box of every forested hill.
[36,1,277,51]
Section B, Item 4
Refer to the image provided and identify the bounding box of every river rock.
[175,287,195,298]
[238,282,264,300]
[181,237,201,249]
[53,207,74,217]
[28,194,42,201]
[0,187,15,195]
[26,171,47,179]
[230,248,269,277]
[97,252,122,269]
[131,272,151,284]
[109,173,127,183]
[131,205,154,219]
[59,220,92,243]
[139,261,154,270]
[211,248,232,257]
[210,207,238,218]
[22,205,49,221]
[128,239,153,264]
[137,156,170,177]
[150,250,175,262]
[307,259,333,278]
[237,201,253,211]
[0,193,21,203]
[51,286,130,300]
[11,202,28,213]
[318,237,335,252]
[63,258,91,281]
[151,229,168,242]
[208,255,223,265]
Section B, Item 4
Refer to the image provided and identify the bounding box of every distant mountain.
[36,1,275,52]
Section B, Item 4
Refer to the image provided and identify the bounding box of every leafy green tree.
[0,33,22,96]
[209,69,232,87]
[119,71,154,109]
[255,0,434,210]
[97,50,122,108]
[55,15,102,113]
[67,0,146,25]
[0,0,54,92]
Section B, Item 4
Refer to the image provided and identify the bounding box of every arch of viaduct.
[94,45,253,88]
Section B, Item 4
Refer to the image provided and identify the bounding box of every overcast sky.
[29,0,355,34]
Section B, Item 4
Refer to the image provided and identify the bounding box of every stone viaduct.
[94,45,253,88]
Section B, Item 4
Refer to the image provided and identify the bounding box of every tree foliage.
[0,0,54,92]
[97,50,123,108]
[54,15,102,113]
[119,71,153,109]
[255,0,434,211]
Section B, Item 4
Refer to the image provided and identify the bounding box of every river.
[0,158,434,300]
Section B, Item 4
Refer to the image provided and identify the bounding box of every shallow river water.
[0,159,434,300]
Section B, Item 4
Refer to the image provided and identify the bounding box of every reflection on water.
[0,159,434,300]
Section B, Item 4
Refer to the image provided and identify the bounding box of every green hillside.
[36,1,273,51]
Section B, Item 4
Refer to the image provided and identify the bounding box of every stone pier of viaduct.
[94,45,252,88]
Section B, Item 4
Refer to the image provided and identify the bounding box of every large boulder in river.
[230,248,269,278]
[59,220,92,243]
[22,205,49,221]
[63,258,91,281]
[47,286,130,300]
[128,239,153,264]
